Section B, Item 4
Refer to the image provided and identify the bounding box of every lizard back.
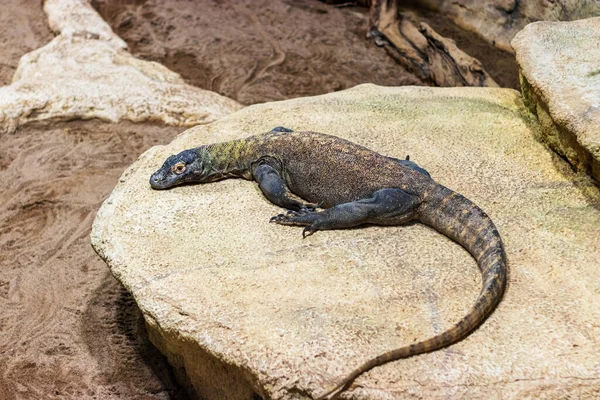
[248,131,430,207]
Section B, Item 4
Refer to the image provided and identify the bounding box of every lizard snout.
[149,171,170,190]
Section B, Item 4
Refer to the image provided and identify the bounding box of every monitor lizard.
[150,126,507,399]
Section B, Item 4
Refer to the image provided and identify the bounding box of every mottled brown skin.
[150,128,507,399]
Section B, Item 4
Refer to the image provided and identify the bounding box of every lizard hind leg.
[270,188,420,237]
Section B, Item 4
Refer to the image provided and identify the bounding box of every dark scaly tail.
[316,183,507,399]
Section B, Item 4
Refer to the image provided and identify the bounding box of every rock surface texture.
[92,84,600,399]
[513,17,600,183]
[415,0,600,52]
[0,0,240,134]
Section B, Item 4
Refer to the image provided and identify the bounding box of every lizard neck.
[202,137,258,181]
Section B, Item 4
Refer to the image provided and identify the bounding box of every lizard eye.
[171,162,186,175]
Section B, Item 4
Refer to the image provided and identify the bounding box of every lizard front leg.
[252,162,318,211]
[270,188,420,237]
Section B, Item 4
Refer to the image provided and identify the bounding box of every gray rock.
[92,84,600,399]
[513,17,600,183]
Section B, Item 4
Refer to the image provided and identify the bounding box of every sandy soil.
[0,120,188,400]
[92,0,425,105]
[0,1,520,399]
[92,0,520,101]
[0,0,53,86]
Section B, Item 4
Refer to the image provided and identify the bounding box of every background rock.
[92,84,600,399]
[513,17,600,183]
[0,0,241,134]
[416,0,600,53]
[45,0,127,48]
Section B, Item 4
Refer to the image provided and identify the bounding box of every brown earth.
[0,0,53,86]
[92,0,520,100]
[0,120,188,400]
[91,0,427,105]
[0,1,521,399]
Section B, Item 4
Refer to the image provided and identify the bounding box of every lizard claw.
[270,209,320,228]
[270,213,311,227]
[269,213,286,223]
[302,226,317,238]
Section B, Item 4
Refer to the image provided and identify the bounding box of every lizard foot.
[267,202,318,223]
[270,208,321,226]
[269,213,312,226]
[271,126,294,133]
[269,208,326,237]
[286,206,316,216]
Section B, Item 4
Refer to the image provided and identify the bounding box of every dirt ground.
[0,120,188,400]
[0,1,520,399]
[92,0,426,105]
[0,0,53,86]
[92,0,520,102]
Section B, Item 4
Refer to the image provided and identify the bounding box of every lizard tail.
[316,183,507,399]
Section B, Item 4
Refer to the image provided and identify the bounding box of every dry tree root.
[368,0,498,87]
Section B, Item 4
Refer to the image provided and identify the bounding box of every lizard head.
[149,148,209,190]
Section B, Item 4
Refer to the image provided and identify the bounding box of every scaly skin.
[150,128,507,399]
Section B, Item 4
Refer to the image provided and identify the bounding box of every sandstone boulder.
[417,0,600,53]
[513,17,600,183]
[0,0,240,134]
[44,0,127,48]
[92,84,600,399]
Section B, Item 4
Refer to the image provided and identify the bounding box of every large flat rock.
[512,17,600,183]
[92,84,600,399]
